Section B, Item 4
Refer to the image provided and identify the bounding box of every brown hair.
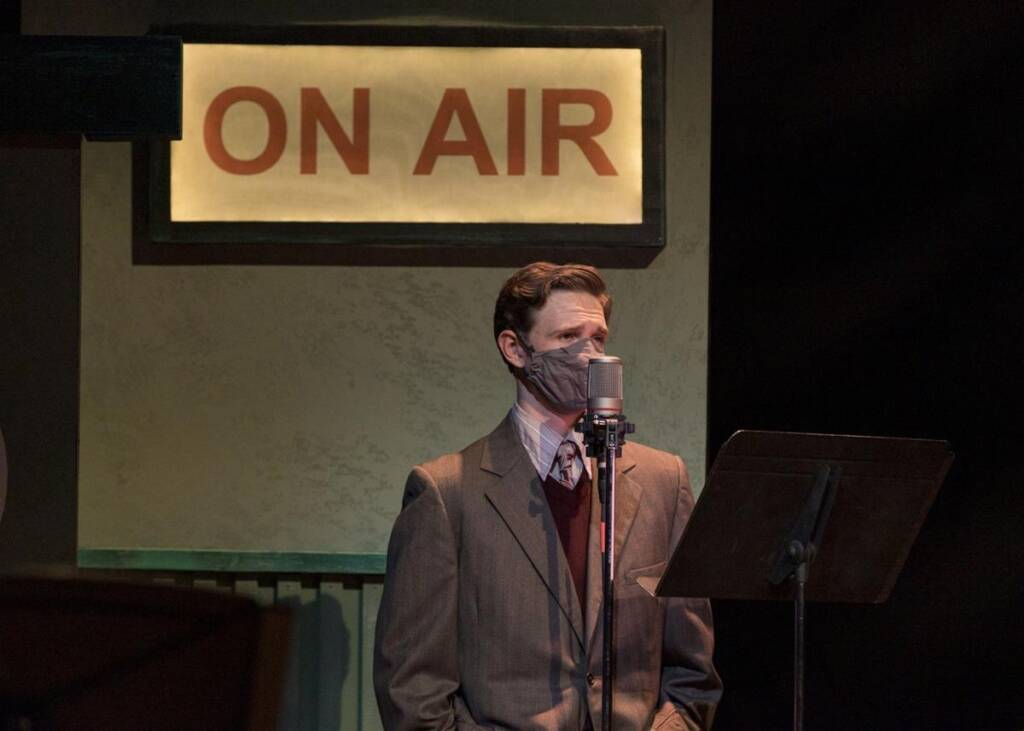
[493,262,612,369]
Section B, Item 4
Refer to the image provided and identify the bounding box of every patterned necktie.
[550,439,581,490]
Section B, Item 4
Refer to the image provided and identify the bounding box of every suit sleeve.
[651,456,723,731]
[374,466,461,731]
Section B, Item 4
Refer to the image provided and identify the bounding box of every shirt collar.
[510,402,590,481]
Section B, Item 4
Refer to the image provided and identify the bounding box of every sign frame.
[133,24,665,267]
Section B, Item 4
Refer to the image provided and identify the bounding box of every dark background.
[708,1,1023,729]
[2,0,1022,728]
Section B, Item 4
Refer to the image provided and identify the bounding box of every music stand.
[0,575,291,730]
[657,430,954,731]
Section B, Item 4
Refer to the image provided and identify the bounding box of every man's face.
[496,288,609,415]
[523,290,608,355]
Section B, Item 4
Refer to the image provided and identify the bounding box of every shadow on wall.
[272,578,383,731]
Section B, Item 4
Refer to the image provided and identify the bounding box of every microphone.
[587,356,624,417]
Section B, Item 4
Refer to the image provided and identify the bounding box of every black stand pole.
[579,414,634,731]
[768,462,841,731]
[793,560,807,731]
[598,437,616,731]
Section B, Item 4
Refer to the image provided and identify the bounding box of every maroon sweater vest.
[542,471,592,605]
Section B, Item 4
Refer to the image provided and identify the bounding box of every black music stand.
[657,430,954,731]
[0,575,291,730]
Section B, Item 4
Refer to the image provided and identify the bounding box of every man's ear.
[497,329,528,369]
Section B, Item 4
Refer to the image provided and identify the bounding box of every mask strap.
[515,330,535,355]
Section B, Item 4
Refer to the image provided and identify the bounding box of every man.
[374,263,721,730]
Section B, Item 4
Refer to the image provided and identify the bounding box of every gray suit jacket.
[374,415,721,730]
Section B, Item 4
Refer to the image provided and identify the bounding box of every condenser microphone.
[587,356,624,416]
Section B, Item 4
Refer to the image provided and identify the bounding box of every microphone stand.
[578,412,634,731]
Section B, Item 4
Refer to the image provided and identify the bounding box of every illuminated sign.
[138,26,665,266]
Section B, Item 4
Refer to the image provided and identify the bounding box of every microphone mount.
[577,412,635,461]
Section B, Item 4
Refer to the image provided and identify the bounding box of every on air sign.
[143,26,665,266]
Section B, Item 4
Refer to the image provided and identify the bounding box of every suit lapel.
[482,415,586,648]
[585,450,642,654]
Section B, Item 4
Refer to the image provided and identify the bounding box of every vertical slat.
[235,578,275,606]
[193,577,218,592]
[213,577,233,593]
[276,579,302,731]
[360,579,384,731]
[276,578,320,731]
[318,579,361,731]
[194,576,232,593]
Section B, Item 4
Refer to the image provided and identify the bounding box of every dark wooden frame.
[134,24,665,267]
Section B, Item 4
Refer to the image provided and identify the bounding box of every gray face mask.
[518,335,603,414]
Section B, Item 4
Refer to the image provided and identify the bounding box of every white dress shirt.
[509,402,591,486]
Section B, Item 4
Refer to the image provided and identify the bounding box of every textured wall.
[48,0,711,555]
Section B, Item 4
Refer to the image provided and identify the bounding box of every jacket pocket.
[625,560,667,598]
